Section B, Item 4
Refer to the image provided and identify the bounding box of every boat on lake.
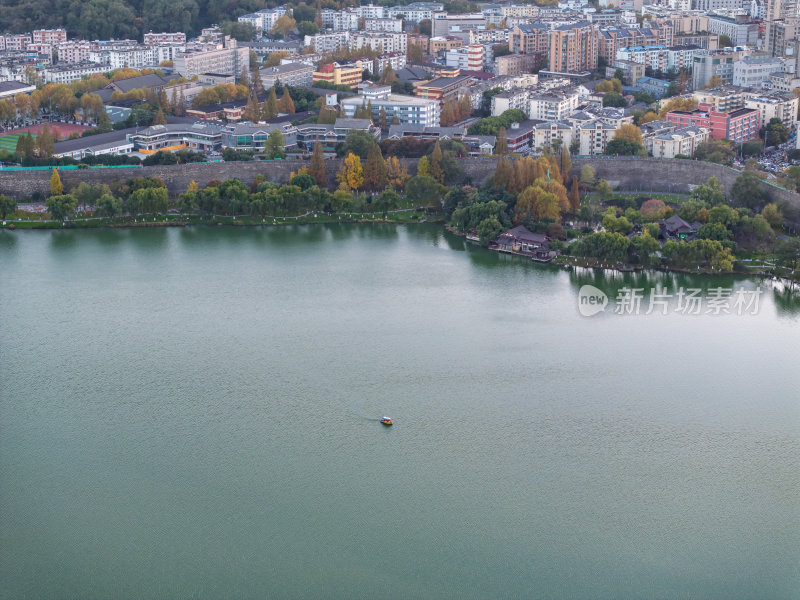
[380,417,393,426]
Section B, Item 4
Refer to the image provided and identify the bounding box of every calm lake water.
[1,224,799,600]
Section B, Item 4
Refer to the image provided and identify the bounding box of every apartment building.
[342,91,441,126]
[492,88,532,115]
[651,126,709,158]
[707,15,759,47]
[509,24,549,55]
[532,121,574,151]
[238,7,289,34]
[143,32,187,45]
[173,40,249,79]
[313,62,364,88]
[387,3,443,22]
[3,34,32,51]
[320,9,359,31]
[304,31,350,53]
[365,18,404,32]
[469,29,511,44]
[665,102,760,142]
[432,13,486,37]
[528,88,581,120]
[349,32,407,55]
[41,62,109,84]
[692,86,748,111]
[445,45,485,71]
[415,75,473,101]
[55,41,92,64]
[598,26,673,66]
[429,36,463,56]
[89,44,155,70]
[496,53,543,76]
[548,22,598,73]
[732,56,785,88]
[692,50,735,89]
[32,29,67,45]
[579,120,617,155]
[745,93,798,130]
[374,52,407,75]
[260,62,314,88]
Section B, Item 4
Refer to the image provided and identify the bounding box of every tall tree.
[559,147,572,184]
[417,155,431,178]
[50,168,63,196]
[151,108,167,126]
[0,194,17,220]
[309,141,327,187]
[386,156,410,190]
[266,129,286,159]
[569,175,580,215]
[363,143,387,191]
[430,141,444,183]
[278,91,295,114]
[242,95,260,122]
[495,127,508,155]
[263,88,278,119]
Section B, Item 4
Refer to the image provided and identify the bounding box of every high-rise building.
[548,22,598,73]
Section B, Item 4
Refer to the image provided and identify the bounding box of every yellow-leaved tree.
[50,168,63,196]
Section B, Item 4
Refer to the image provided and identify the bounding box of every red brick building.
[665,102,760,143]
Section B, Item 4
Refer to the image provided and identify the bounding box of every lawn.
[0,132,31,153]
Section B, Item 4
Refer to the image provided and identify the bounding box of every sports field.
[0,123,95,153]
[0,132,28,153]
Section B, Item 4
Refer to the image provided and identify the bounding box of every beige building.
[532,121,574,152]
[651,126,709,158]
[579,120,617,155]
[548,22,598,73]
[173,38,249,79]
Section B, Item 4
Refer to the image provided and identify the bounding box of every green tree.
[476,216,504,246]
[96,193,122,219]
[429,141,444,183]
[730,171,769,210]
[266,129,286,159]
[263,88,278,120]
[363,143,387,191]
[605,138,643,156]
[405,175,445,210]
[336,130,376,159]
[0,194,16,219]
[46,194,77,221]
[309,141,327,186]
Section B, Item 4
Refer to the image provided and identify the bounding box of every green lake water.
[1,224,798,599]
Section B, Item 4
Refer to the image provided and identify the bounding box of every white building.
[143,32,186,44]
[56,41,92,63]
[341,90,441,126]
[365,18,404,32]
[651,125,709,157]
[260,62,314,88]
[745,94,798,130]
[532,121,575,151]
[349,32,408,55]
[173,41,249,79]
[42,62,109,84]
[373,52,407,75]
[444,45,485,71]
[579,120,617,155]
[304,31,350,53]
[732,56,785,88]
[528,88,581,121]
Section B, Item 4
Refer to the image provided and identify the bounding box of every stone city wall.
[1,157,799,217]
